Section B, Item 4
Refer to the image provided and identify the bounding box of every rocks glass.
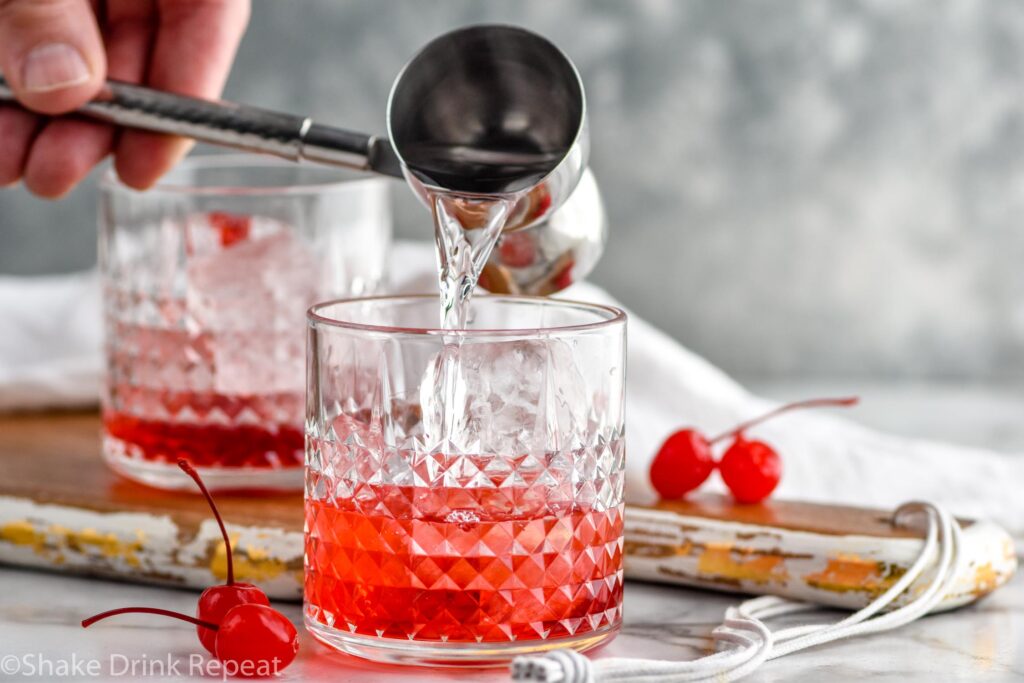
[100,155,390,491]
[304,295,626,665]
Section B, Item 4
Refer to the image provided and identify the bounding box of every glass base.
[304,615,620,667]
[103,445,303,492]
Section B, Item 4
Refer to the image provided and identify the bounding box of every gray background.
[3,0,1023,382]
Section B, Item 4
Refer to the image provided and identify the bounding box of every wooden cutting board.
[0,410,304,598]
[0,410,1016,609]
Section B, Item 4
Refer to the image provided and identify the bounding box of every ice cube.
[419,339,589,455]
[184,211,282,257]
[186,221,320,329]
[185,219,321,394]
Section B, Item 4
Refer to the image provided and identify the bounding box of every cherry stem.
[82,607,218,631]
[177,460,234,585]
[709,396,859,444]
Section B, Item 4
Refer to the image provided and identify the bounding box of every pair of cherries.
[82,461,298,676]
[649,396,858,503]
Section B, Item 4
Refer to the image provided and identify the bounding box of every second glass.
[100,155,391,491]
[304,295,626,665]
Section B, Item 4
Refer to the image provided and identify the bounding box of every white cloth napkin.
[0,270,103,411]
[3,241,1022,539]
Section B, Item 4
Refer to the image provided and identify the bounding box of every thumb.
[0,0,106,114]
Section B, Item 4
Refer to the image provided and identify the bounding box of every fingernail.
[21,43,91,92]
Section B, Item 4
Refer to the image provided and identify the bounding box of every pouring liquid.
[408,140,560,326]
[425,189,518,456]
[431,192,517,329]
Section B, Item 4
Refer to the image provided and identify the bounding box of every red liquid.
[104,408,303,469]
[103,314,306,471]
[305,488,624,643]
[104,380,305,469]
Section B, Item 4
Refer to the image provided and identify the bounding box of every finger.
[21,119,114,197]
[115,0,250,189]
[0,105,39,186]
[104,0,157,79]
[0,0,106,114]
[22,0,158,197]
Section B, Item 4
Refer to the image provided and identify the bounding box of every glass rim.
[99,153,389,197]
[307,294,627,337]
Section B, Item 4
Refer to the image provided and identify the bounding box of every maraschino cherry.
[208,211,251,247]
[176,460,271,653]
[650,396,858,503]
[649,429,715,499]
[718,435,783,503]
[81,461,298,675]
[215,603,300,672]
[82,604,297,676]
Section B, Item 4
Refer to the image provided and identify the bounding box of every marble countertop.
[2,381,1023,682]
[0,566,1021,682]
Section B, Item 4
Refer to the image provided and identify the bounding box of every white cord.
[510,501,964,683]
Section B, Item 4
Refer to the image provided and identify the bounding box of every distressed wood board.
[0,411,1016,608]
[0,410,304,598]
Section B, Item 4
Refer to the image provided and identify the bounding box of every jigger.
[0,25,604,294]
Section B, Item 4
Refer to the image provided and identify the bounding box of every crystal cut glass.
[304,295,626,665]
[100,155,390,491]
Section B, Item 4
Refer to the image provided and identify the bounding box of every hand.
[0,0,250,198]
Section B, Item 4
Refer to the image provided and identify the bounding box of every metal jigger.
[0,25,604,294]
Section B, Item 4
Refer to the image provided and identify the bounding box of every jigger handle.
[0,76,403,178]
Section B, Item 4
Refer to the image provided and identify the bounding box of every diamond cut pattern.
[304,410,625,644]
[103,288,307,468]
[306,323,624,645]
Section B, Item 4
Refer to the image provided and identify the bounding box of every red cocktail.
[99,156,390,490]
[304,296,627,665]
[304,475,624,644]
